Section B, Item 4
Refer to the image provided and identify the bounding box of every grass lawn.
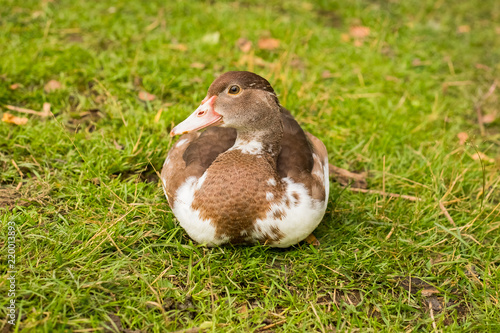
[1,0,500,331]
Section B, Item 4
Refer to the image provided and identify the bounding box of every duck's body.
[161,71,329,247]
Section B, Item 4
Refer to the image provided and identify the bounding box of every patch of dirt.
[112,165,159,184]
[317,289,363,308]
[0,186,22,209]
[65,108,105,133]
[1,322,13,333]
[397,276,469,323]
[315,9,343,27]
[161,295,198,320]
[103,313,143,333]
[0,181,51,210]
[399,276,434,294]
[63,81,110,132]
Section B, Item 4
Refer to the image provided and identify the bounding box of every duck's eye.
[228,85,241,95]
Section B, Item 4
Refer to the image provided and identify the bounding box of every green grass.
[1,0,500,331]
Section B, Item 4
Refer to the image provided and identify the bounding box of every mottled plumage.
[161,71,329,247]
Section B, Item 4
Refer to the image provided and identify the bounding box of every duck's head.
[170,71,281,136]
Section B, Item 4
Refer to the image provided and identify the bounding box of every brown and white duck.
[161,71,329,247]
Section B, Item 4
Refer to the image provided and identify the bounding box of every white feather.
[252,177,328,248]
[172,176,221,246]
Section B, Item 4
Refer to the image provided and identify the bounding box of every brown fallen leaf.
[44,79,62,93]
[457,25,471,33]
[421,288,440,297]
[329,164,368,189]
[321,70,337,79]
[2,113,28,125]
[290,56,305,69]
[138,91,156,102]
[475,63,491,71]
[154,108,163,123]
[169,43,188,51]
[113,139,124,150]
[305,234,320,246]
[471,152,494,163]
[41,102,51,117]
[258,37,280,50]
[349,26,370,39]
[385,75,400,82]
[238,305,248,318]
[190,62,205,69]
[412,58,432,67]
[236,38,252,53]
[321,71,341,79]
[457,132,468,145]
[482,113,496,124]
[9,83,20,90]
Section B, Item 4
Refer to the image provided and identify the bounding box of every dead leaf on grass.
[457,25,471,33]
[471,152,494,163]
[2,112,28,125]
[385,75,400,82]
[138,90,156,102]
[113,139,124,150]
[329,164,368,189]
[475,63,491,71]
[258,37,280,50]
[482,113,497,124]
[290,56,305,69]
[237,38,252,53]
[190,62,205,69]
[41,103,51,117]
[238,305,248,318]
[305,234,320,246]
[44,79,62,93]
[353,39,363,47]
[169,43,188,51]
[350,25,370,39]
[412,58,431,67]
[321,71,333,79]
[9,83,20,90]
[421,288,440,297]
[457,132,468,145]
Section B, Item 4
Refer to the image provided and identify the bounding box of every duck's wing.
[161,127,236,205]
[277,108,329,202]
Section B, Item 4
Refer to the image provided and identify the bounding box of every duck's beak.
[170,96,222,137]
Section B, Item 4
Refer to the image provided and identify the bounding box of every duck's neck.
[231,121,283,160]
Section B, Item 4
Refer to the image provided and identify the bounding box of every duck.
[161,71,329,248]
